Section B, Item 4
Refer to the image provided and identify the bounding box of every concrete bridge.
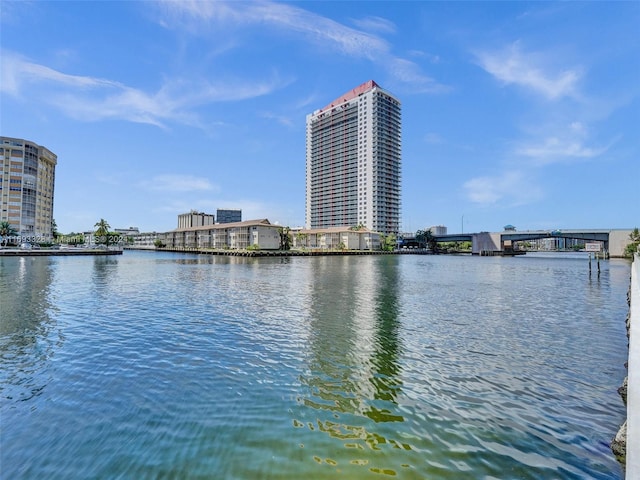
[428,229,633,257]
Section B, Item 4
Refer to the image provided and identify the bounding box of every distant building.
[216,209,242,224]
[305,80,401,235]
[1,136,57,242]
[430,225,447,235]
[178,211,215,229]
[114,227,140,236]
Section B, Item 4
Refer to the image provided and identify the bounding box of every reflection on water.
[295,256,406,474]
[91,255,120,302]
[0,256,58,403]
[0,251,630,479]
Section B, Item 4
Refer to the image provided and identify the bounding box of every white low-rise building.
[159,219,281,250]
[291,226,381,250]
[138,219,383,252]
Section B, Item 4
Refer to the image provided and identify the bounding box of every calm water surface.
[0,251,630,479]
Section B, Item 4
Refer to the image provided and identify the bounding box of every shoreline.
[125,246,450,257]
[0,248,123,257]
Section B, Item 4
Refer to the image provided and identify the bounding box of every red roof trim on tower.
[318,80,379,113]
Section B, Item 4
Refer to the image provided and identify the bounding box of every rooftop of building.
[295,225,376,235]
[172,219,272,233]
[1,136,58,163]
[317,80,380,113]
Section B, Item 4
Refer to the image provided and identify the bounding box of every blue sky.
[1,1,638,234]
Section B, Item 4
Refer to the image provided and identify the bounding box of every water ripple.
[0,252,629,479]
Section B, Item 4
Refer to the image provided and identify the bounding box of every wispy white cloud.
[466,40,620,209]
[259,111,294,127]
[0,1,38,26]
[157,1,447,93]
[514,121,615,165]
[464,170,543,206]
[389,58,451,94]
[1,50,288,128]
[294,93,320,110]
[139,174,218,192]
[1,51,121,95]
[516,136,609,165]
[475,42,581,100]
[408,50,441,64]
[463,119,614,207]
[159,1,388,60]
[351,16,397,35]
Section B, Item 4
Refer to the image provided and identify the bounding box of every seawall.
[627,254,640,475]
[124,247,429,256]
[614,254,639,474]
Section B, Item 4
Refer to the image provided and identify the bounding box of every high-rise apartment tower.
[216,209,242,224]
[305,80,401,235]
[1,136,57,241]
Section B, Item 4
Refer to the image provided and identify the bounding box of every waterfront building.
[156,221,381,251]
[114,227,140,236]
[160,219,281,250]
[305,80,401,235]
[130,231,159,248]
[0,136,57,242]
[291,226,381,250]
[216,209,242,224]
[178,211,215,229]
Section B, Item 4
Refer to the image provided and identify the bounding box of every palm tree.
[416,229,438,252]
[295,232,308,248]
[278,226,291,251]
[94,218,111,247]
[51,219,60,240]
[0,221,18,247]
[425,230,438,252]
